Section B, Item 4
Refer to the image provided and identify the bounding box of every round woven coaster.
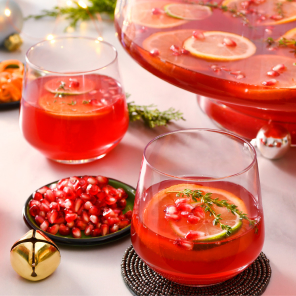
[121,245,271,296]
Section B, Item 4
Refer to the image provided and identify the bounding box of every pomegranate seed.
[267,70,280,77]
[91,228,102,237]
[44,189,55,202]
[125,210,133,220]
[38,211,46,217]
[175,198,190,206]
[151,7,163,15]
[187,214,200,224]
[34,215,45,225]
[40,220,49,231]
[63,187,76,200]
[150,49,159,56]
[40,202,50,212]
[181,211,190,217]
[192,206,205,218]
[170,45,179,52]
[223,37,237,47]
[65,213,77,223]
[89,206,100,216]
[113,209,121,216]
[174,239,193,251]
[37,186,50,195]
[185,230,205,240]
[75,220,87,230]
[101,224,109,236]
[33,192,43,201]
[29,200,41,208]
[106,196,117,205]
[84,201,93,210]
[54,215,65,224]
[59,224,71,236]
[54,190,65,199]
[57,179,68,190]
[96,175,108,187]
[64,199,74,209]
[180,48,190,55]
[270,14,283,20]
[103,208,115,218]
[230,71,242,75]
[72,227,81,238]
[86,177,97,185]
[69,80,79,88]
[77,205,84,216]
[165,205,178,215]
[117,198,127,209]
[89,215,98,224]
[74,198,83,213]
[48,224,59,235]
[49,202,60,211]
[118,214,125,220]
[272,64,286,72]
[236,74,245,79]
[240,1,249,8]
[85,224,94,236]
[110,224,119,233]
[165,213,181,220]
[107,217,120,226]
[119,219,130,229]
[103,185,118,197]
[221,66,231,72]
[192,31,205,40]
[67,221,75,228]
[82,211,90,223]
[176,203,194,212]
[262,79,277,86]
[49,211,58,224]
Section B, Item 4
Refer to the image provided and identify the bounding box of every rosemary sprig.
[167,189,256,236]
[127,101,185,128]
[25,0,116,30]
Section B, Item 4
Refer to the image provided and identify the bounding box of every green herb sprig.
[25,0,116,30]
[265,37,296,55]
[167,189,256,236]
[127,100,185,128]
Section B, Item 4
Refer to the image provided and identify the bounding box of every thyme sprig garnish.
[265,37,296,55]
[167,189,256,236]
[276,2,285,18]
[127,94,185,128]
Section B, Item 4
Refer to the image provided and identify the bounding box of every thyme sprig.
[265,37,296,55]
[127,94,185,128]
[276,2,285,18]
[167,189,256,236]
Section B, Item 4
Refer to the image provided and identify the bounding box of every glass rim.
[143,128,257,181]
[25,36,118,75]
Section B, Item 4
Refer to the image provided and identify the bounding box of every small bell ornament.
[10,229,61,281]
[0,0,23,51]
[251,123,291,159]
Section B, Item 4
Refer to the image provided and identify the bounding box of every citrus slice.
[183,31,256,61]
[280,27,296,40]
[45,77,95,95]
[128,1,187,28]
[222,0,296,25]
[143,183,248,242]
[164,3,212,20]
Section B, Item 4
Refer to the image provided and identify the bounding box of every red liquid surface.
[131,180,264,286]
[20,75,129,161]
[115,0,296,142]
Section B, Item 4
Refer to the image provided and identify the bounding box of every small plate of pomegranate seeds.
[23,175,135,246]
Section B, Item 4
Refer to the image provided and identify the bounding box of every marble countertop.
[0,1,295,295]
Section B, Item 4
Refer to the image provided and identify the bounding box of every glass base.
[51,153,107,165]
[197,95,296,146]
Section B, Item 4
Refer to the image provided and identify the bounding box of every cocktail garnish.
[167,189,256,236]
[266,37,296,55]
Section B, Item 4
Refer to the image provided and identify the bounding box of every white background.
[0,0,295,295]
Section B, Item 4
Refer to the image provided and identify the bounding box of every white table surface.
[0,1,295,295]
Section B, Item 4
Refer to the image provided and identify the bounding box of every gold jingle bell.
[10,229,61,281]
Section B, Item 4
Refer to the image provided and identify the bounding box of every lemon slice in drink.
[183,31,256,61]
[128,1,187,28]
[281,27,296,40]
[164,3,212,20]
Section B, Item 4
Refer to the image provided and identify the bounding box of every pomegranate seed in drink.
[180,48,190,55]
[151,7,163,15]
[187,214,200,224]
[174,239,193,251]
[272,64,286,72]
[150,49,159,57]
[175,198,190,206]
[262,79,277,86]
[267,70,280,77]
[270,14,283,20]
[181,211,190,217]
[69,80,79,88]
[48,224,59,235]
[192,31,205,40]
[72,227,81,238]
[59,224,71,236]
[223,38,237,47]
[185,230,205,240]
[236,74,245,80]
[176,203,194,212]
[192,206,205,218]
[170,45,179,52]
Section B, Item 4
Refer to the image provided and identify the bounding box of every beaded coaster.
[121,245,271,296]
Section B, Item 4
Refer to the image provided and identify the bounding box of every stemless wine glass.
[131,129,264,286]
[20,37,129,164]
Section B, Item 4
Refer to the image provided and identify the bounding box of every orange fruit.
[183,31,256,61]
[128,1,187,28]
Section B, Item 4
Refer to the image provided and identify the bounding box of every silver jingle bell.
[251,123,291,159]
